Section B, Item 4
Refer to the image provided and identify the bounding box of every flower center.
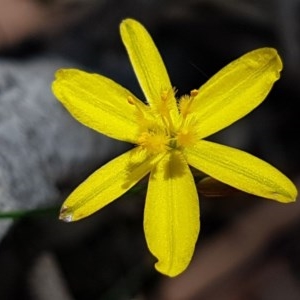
[129,89,200,154]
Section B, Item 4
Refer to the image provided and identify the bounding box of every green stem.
[0,206,60,219]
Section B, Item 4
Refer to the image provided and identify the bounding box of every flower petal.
[144,151,200,277]
[190,48,283,139]
[185,140,297,202]
[52,69,143,143]
[120,19,178,115]
[59,147,159,222]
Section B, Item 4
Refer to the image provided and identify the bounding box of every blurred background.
[0,0,300,299]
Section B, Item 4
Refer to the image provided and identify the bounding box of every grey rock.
[0,56,127,239]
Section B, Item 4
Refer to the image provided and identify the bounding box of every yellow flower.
[52,18,297,277]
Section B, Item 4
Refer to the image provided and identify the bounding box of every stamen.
[127,95,150,125]
[138,131,169,153]
[127,95,135,105]
[179,94,193,118]
[159,88,176,134]
[190,89,198,97]
[161,90,169,101]
[177,128,198,148]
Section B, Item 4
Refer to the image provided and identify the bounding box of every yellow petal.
[120,19,178,115]
[144,151,200,277]
[185,140,297,202]
[52,69,143,143]
[60,147,158,221]
[190,48,283,139]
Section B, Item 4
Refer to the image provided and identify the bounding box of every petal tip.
[59,205,73,222]
[120,18,138,33]
[120,18,138,26]
[154,260,187,278]
[54,68,66,79]
[286,189,298,203]
[282,180,298,203]
[269,181,298,204]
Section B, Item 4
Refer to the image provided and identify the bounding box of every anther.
[127,96,135,105]
[161,90,169,101]
[190,89,198,97]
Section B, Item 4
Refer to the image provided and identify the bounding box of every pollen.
[177,128,198,148]
[137,131,169,153]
